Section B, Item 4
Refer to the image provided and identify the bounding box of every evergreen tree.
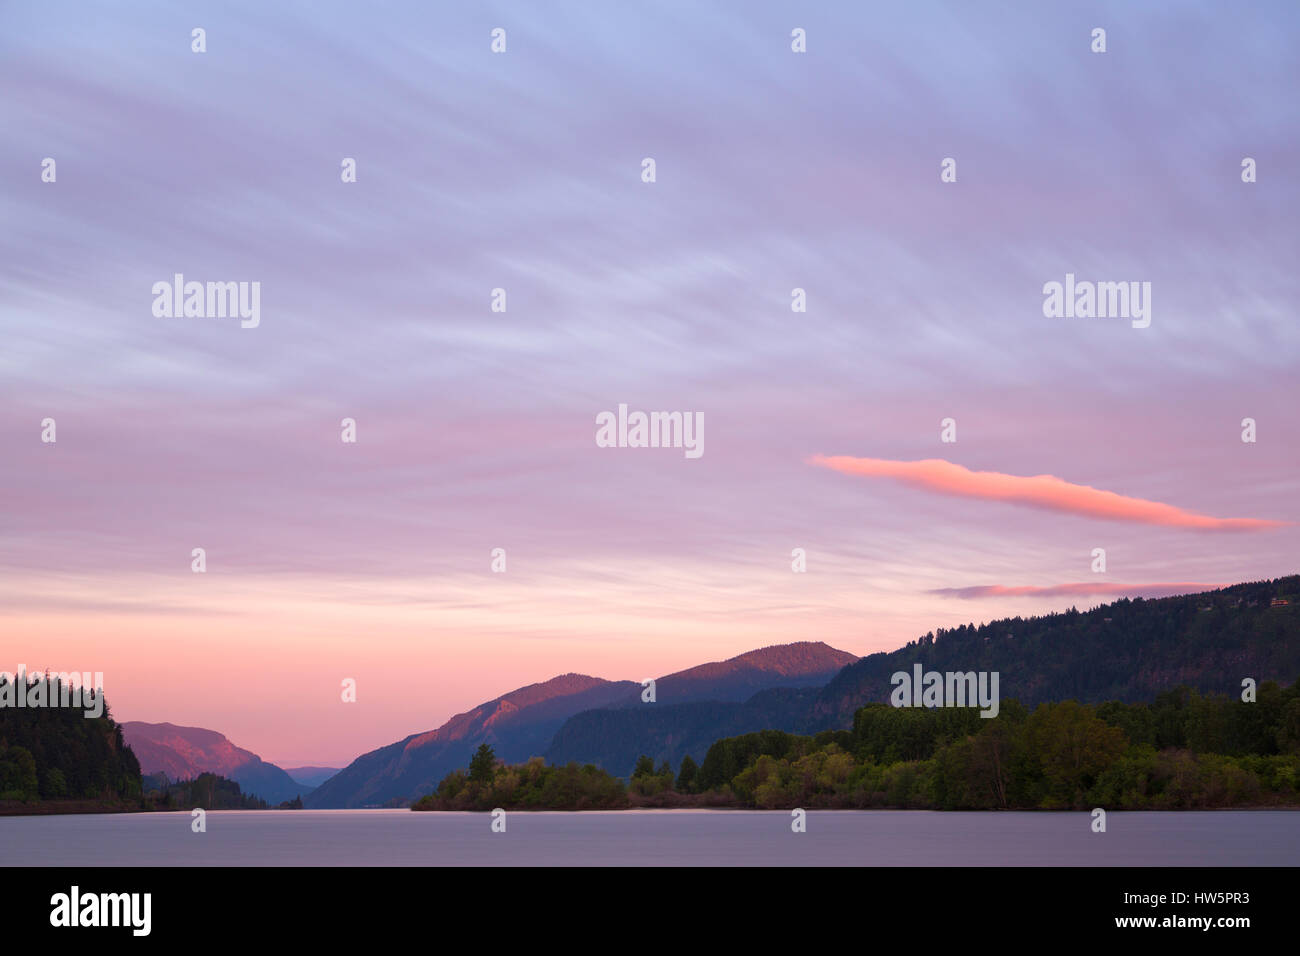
[468,743,496,784]
[675,755,698,793]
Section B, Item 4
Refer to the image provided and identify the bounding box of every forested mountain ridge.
[544,686,822,777]
[543,578,1299,775]
[812,576,1300,727]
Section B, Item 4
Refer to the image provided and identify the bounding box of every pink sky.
[2,2,1297,766]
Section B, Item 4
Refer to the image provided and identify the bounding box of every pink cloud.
[930,582,1223,599]
[809,456,1286,531]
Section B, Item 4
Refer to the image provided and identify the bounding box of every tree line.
[417,679,1300,811]
[0,675,141,803]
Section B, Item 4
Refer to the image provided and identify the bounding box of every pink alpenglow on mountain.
[121,721,307,805]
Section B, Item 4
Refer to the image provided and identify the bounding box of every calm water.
[5,809,1299,866]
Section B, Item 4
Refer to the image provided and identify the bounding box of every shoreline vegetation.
[0,780,306,816]
[0,777,305,816]
[413,681,1300,813]
[4,667,1299,817]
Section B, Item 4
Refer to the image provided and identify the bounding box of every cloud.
[809,456,1286,531]
[929,582,1222,600]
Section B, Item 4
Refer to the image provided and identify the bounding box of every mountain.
[304,674,640,808]
[308,579,1300,805]
[121,722,306,805]
[542,641,859,774]
[809,575,1300,727]
[305,642,856,808]
[546,579,1300,775]
[545,686,824,777]
[284,766,340,789]
[612,641,858,707]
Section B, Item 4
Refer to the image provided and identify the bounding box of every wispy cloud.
[809,456,1287,531]
[929,582,1223,600]
[2,0,1296,766]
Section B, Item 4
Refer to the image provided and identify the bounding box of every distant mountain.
[305,642,856,809]
[809,576,1300,728]
[304,674,640,808]
[284,766,340,789]
[121,722,306,805]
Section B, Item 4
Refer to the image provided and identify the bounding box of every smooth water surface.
[4,809,1298,866]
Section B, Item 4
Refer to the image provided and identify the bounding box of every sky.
[2,1,1297,766]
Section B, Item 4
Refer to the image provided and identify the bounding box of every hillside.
[811,575,1300,727]
[543,578,1300,775]
[306,642,856,808]
[121,722,306,805]
[607,641,858,707]
[284,766,340,789]
[545,686,823,776]
[539,641,858,775]
[304,674,640,808]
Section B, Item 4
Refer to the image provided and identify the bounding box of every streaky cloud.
[930,582,1224,600]
[809,456,1287,531]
